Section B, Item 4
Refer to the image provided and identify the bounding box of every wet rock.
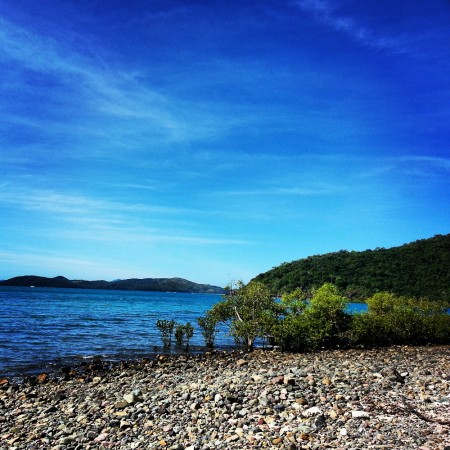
[37,372,49,383]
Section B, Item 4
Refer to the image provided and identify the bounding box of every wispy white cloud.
[48,222,250,247]
[215,184,343,196]
[294,0,409,53]
[0,188,196,218]
[0,188,250,248]
[0,249,108,272]
[0,16,235,147]
[356,155,450,180]
[389,155,450,178]
[393,156,450,171]
[109,182,159,192]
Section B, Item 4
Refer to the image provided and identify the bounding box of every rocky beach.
[1,346,449,450]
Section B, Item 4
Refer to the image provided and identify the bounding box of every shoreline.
[0,344,244,381]
[1,345,449,449]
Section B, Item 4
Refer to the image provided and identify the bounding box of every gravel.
[1,345,449,449]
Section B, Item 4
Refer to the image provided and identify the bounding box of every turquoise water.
[0,287,369,377]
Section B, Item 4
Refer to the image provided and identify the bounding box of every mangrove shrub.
[207,280,280,351]
[156,319,176,348]
[197,315,218,348]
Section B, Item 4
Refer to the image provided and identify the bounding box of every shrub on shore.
[197,315,218,348]
[155,282,449,353]
[207,281,281,351]
[349,292,450,347]
[210,281,449,351]
[271,288,308,351]
[302,283,351,349]
[156,319,176,348]
[174,322,194,348]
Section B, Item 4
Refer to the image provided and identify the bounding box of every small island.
[0,275,225,294]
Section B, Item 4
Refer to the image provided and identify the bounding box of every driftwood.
[376,395,450,426]
[400,397,450,425]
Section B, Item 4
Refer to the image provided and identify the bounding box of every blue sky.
[1,0,449,286]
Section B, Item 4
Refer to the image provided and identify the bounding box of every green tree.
[183,322,194,347]
[174,323,194,348]
[197,315,218,348]
[156,319,176,348]
[273,288,309,351]
[303,283,350,349]
[272,314,308,351]
[367,292,404,315]
[361,292,450,345]
[281,288,308,315]
[252,234,450,302]
[207,281,279,351]
[174,324,184,347]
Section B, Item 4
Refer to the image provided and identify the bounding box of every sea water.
[0,286,369,377]
[0,287,231,376]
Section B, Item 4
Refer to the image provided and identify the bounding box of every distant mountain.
[0,275,225,294]
[252,234,450,301]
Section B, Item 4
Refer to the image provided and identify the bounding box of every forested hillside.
[252,234,450,301]
[0,276,224,294]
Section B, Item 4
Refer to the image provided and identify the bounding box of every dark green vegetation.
[253,234,450,301]
[207,280,281,351]
[350,292,450,347]
[155,319,176,348]
[196,316,218,348]
[0,275,225,294]
[202,281,449,352]
[156,319,196,349]
[174,322,194,348]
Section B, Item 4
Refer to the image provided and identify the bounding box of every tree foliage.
[197,315,218,348]
[174,322,194,348]
[280,288,308,315]
[207,280,280,351]
[272,288,309,351]
[274,283,350,350]
[156,282,449,354]
[303,283,351,349]
[273,284,450,350]
[156,319,176,348]
[349,291,450,346]
[252,234,450,301]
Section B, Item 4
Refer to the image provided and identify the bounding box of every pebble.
[303,406,322,416]
[123,390,142,404]
[351,410,370,419]
[0,346,449,449]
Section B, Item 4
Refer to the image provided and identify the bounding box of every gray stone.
[351,410,370,419]
[124,390,142,404]
[303,406,322,417]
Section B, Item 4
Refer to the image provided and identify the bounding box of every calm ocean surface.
[0,287,368,377]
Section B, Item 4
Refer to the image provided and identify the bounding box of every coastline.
[0,342,249,380]
[1,345,449,449]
